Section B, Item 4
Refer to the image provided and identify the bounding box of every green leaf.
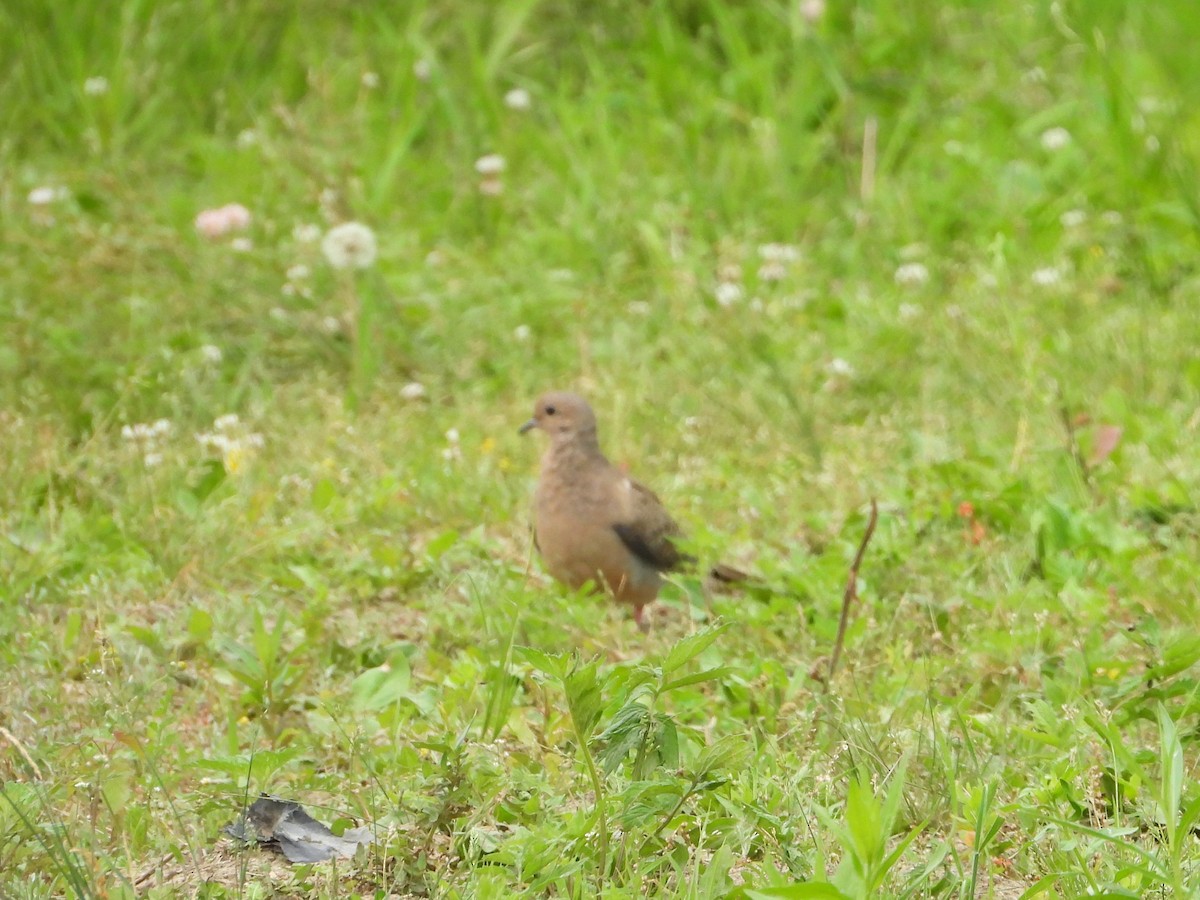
[516,646,567,680]
[692,734,749,780]
[311,477,336,511]
[662,665,737,693]
[662,623,730,675]
[350,655,412,712]
[739,885,852,899]
[564,659,604,741]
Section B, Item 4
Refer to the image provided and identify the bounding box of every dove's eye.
[545,405,557,415]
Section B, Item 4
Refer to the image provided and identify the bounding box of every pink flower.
[195,203,252,238]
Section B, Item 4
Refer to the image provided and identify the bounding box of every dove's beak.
[518,418,538,435]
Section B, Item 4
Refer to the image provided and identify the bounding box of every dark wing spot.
[613,523,684,571]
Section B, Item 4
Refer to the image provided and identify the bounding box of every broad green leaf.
[663,623,730,675]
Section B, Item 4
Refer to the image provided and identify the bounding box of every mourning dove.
[519,391,746,629]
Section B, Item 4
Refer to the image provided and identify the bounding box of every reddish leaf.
[1090,424,1123,466]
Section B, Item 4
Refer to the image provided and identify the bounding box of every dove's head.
[519,391,598,443]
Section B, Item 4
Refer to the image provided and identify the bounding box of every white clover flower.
[361,71,380,89]
[715,282,743,307]
[445,428,460,444]
[28,186,67,205]
[1060,209,1086,228]
[1031,267,1063,286]
[1040,127,1071,151]
[195,203,252,238]
[894,262,930,286]
[504,88,532,111]
[758,243,800,263]
[293,223,321,243]
[83,76,109,96]
[513,324,531,341]
[826,357,854,377]
[200,344,223,364]
[475,154,506,176]
[400,382,427,400]
[321,222,378,270]
[214,413,240,431]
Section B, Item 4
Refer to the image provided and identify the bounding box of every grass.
[2,0,1200,896]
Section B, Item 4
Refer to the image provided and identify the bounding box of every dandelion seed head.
[321,221,378,270]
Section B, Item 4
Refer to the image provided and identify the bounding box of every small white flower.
[214,413,240,431]
[83,76,109,96]
[230,237,253,253]
[445,428,460,444]
[152,419,173,436]
[894,262,930,286]
[28,186,66,205]
[321,315,342,334]
[715,282,743,307]
[1040,127,1071,151]
[513,324,531,341]
[236,129,258,149]
[898,303,921,321]
[1060,209,1086,228]
[413,59,433,81]
[1031,266,1063,286]
[120,425,135,440]
[475,154,506,176]
[269,307,289,320]
[400,382,427,400]
[286,263,310,281]
[757,262,787,282]
[200,344,223,364]
[826,357,854,377]
[361,71,380,89]
[800,0,825,23]
[293,223,322,243]
[143,452,163,468]
[245,433,265,448]
[758,243,800,263]
[504,88,532,111]
[321,222,378,270]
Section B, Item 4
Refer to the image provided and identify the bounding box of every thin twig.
[827,498,879,684]
[0,726,43,779]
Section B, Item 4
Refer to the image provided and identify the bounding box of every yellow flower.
[224,445,246,475]
[481,436,497,455]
